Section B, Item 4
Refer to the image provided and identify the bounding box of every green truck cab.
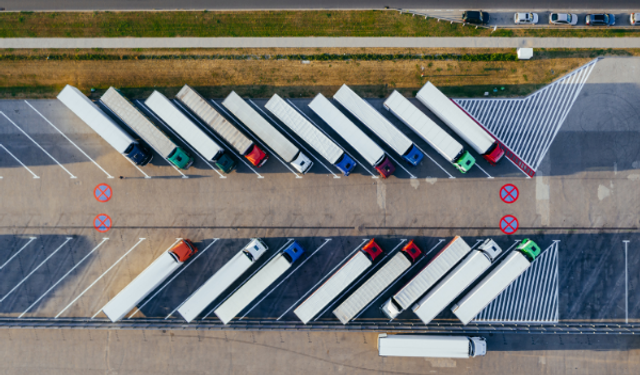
[167,147,194,170]
[516,239,541,261]
[453,151,476,173]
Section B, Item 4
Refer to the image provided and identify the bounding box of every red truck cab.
[401,240,422,262]
[362,239,384,261]
[483,144,504,165]
[375,156,396,179]
[244,144,269,167]
[170,239,198,262]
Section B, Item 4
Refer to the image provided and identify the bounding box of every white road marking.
[474,163,493,178]
[352,239,446,321]
[248,99,339,178]
[313,239,407,322]
[127,238,219,319]
[0,237,73,303]
[209,99,301,178]
[286,99,377,178]
[412,143,454,179]
[25,101,115,179]
[0,144,39,179]
[18,238,109,318]
[172,100,263,179]
[276,238,369,321]
[0,112,76,178]
[121,155,152,179]
[201,239,295,320]
[239,239,332,320]
[55,238,146,319]
[135,100,226,179]
[624,240,629,324]
[0,237,37,270]
[100,103,186,179]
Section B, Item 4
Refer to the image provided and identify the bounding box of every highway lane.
[0,0,638,11]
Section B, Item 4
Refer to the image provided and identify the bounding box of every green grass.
[0,11,639,38]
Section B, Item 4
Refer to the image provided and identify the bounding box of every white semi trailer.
[144,91,236,174]
[57,85,152,166]
[100,87,193,170]
[294,239,383,324]
[380,236,473,320]
[222,91,313,174]
[378,334,486,358]
[333,85,424,166]
[175,85,269,168]
[308,93,395,178]
[214,241,305,324]
[415,82,504,165]
[383,90,476,173]
[452,239,541,325]
[333,241,421,324]
[412,239,502,325]
[265,94,356,176]
[177,239,268,323]
[102,240,198,322]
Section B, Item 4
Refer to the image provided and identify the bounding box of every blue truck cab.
[125,143,153,166]
[282,241,305,264]
[402,144,424,166]
[334,153,357,176]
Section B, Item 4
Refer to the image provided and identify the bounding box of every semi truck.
[308,94,396,178]
[100,87,193,170]
[412,239,502,325]
[333,85,424,166]
[102,239,198,322]
[416,82,504,165]
[265,94,356,176]
[383,90,476,173]
[221,91,313,174]
[214,241,305,324]
[378,334,486,358]
[57,85,152,166]
[175,85,269,168]
[144,91,236,174]
[294,239,383,324]
[452,239,541,325]
[177,238,268,323]
[380,236,473,320]
[333,241,421,324]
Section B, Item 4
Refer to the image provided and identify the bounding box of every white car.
[514,12,539,24]
[549,13,578,26]
[631,13,640,25]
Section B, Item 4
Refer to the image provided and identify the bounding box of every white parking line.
[385,153,417,179]
[248,99,340,179]
[313,239,407,322]
[25,101,115,179]
[411,143,455,179]
[0,112,77,178]
[239,239,332,320]
[209,99,301,178]
[352,239,446,321]
[126,238,219,319]
[474,163,493,179]
[0,237,37,270]
[0,144,39,179]
[172,100,263,179]
[122,155,152,179]
[0,237,73,303]
[277,238,369,321]
[624,240,629,324]
[55,238,146,319]
[100,103,185,179]
[285,99,378,179]
[18,238,109,318]
[201,239,295,320]
[135,100,226,179]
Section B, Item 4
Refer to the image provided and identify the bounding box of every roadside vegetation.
[0,47,609,99]
[1,11,640,38]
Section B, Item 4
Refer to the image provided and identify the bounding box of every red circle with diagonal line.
[500,215,519,235]
[94,214,112,233]
[500,184,519,204]
[94,183,112,203]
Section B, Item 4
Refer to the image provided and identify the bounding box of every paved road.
[0,1,639,11]
[2,37,640,49]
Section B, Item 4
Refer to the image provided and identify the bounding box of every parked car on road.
[631,13,640,25]
[549,13,578,26]
[462,11,489,25]
[586,14,615,26]
[514,12,538,24]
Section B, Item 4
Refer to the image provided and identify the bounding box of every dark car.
[586,14,615,26]
[462,11,490,25]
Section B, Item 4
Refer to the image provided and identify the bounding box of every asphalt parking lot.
[1,57,639,329]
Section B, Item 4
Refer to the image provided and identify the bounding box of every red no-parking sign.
[94,183,112,203]
[94,214,112,233]
[500,215,519,235]
[500,184,519,204]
